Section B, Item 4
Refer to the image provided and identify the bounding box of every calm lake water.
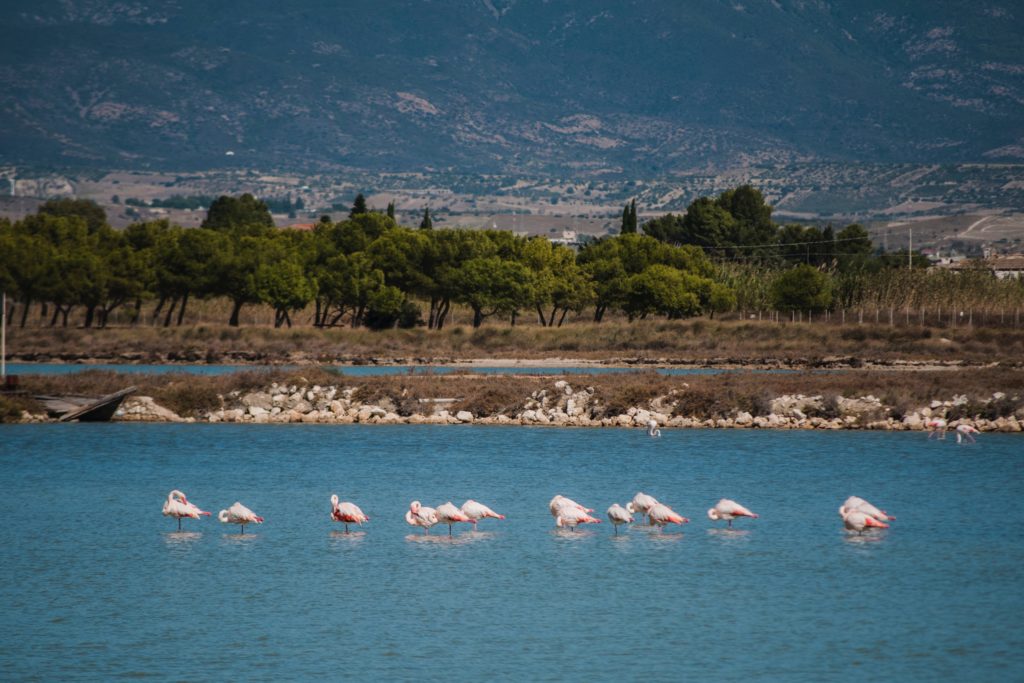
[5,362,725,376]
[0,425,1021,681]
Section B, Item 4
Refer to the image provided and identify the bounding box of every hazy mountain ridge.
[1,0,1022,174]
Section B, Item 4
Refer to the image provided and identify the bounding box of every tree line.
[2,188,1019,331]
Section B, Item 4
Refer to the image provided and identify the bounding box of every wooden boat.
[35,386,137,422]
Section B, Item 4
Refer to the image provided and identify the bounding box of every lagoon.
[0,425,1021,680]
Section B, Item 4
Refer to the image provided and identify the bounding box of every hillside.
[1,1,1023,175]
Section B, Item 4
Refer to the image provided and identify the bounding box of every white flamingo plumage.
[434,501,473,536]
[626,492,659,524]
[606,503,634,534]
[839,496,895,522]
[648,502,689,530]
[460,500,505,530]
[647,419,661,437]
[707,499,759,527]
[331,494,369,533]
[555,506,601,531]
[955,423,979,444]
[218,501,263,534]
[549,495,594,525]
[405,501,438,535]
[162,489,210,531]
[841,509,889,534]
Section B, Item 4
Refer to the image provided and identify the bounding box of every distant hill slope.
[1,0,1022,174]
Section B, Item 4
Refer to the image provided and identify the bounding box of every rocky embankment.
[20,378,1022,433]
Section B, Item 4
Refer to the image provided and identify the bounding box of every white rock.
[456,410,474,423]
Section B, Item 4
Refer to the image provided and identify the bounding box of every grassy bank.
[6,319,1024,365]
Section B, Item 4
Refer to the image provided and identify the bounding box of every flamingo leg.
[177,517,182,531]
[240,524,244,534]
[448,524,453,537]
[614,525,618,535]
[728,519,733,528]
[345,523,349,534]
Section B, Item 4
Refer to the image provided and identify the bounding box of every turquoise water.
[0,425,1021,681]
[6,362,724,376]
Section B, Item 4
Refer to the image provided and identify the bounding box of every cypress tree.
[386,201,395,220]
[621,204,631,233]
[419,207,432,230]
[629,199,638,233]
[350,193,368,218]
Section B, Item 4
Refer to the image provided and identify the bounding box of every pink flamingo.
[331,494,369,533]
[606,503,634,535]
[555,506,601,531]
[626,492,659,524]
[956,424,979,444]
[839,496,894,522]
[460,500,505,530]
[648,503,689,530]
[549,495,593,526]
[162,490,210,530]
[218,501,263,534]
[842,509,889,534]
[405,501,438,535]
[435,502,473,536]
[707,499,759,528]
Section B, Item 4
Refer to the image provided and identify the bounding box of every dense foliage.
[3,191,1022,331]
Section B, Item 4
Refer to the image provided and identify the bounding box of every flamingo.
[162,490,210,530]
[955,423,979,444]
[707,499,759,528]
[648,503,689,530]
[626,492,659,525]
[460,500,505,530]
[647,419,661,437]
[331,494,369,533]
[555,506,601,531]
[842,509,889,534]
[218,501,263,534]
[927,418,947,440]
[435,502,473,536]
[606,503,634,535]
[549,495,593,525]
[839,496,895,522]
[405,501,438,535]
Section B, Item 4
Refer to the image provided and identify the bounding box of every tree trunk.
[151,295,166,323]
[60,305,71,327]
[19,297,31,327]
[229,299,243,327]
[548,307,558,327]
[132,297,142,326]
[49,305,60,327]
[435,299,450,330]
[176,292,189,326]
[594,305,606,323]
[429,297,440,329]
[557,309,569,327]
[163,297,178,328]
[510,310,517,327]
[536,305,548,326]
[472,308,484,328]
[84,305,96,328]
[282,309,292,328]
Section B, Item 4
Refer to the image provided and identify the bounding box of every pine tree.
[386,201,395,220]
[419,207,433,230]
[349,193,368,218]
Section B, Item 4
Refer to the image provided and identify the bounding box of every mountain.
[1,0,1023,175]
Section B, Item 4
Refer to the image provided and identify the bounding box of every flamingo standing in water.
[926,418,947,440]
[626,492,659,525]
[460,500,505,530]
[648,503,689,530]
[435,502,473,536]
[647,419,662,437]
[955,423,979,444]
[331,494,369,533]
[839,496,895,523]
[405,501,438,535]
[218,501,263,534]
[555,506,601,531]
[707,499,759,528]
[841,509,889,534]
[549,495,593,526]
[606,503,634,535]
[162,490,210,530]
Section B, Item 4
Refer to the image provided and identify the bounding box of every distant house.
[946,254,1024,279]
[283,223,316,231]
[548,229,582,249]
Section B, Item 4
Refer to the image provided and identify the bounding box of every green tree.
[621,264,702,320]
[771,265,833,312]
[386,201,395,220]
[446,256,532,327]
[679,197,736,251]
[202,194,273,234]
[643,213,685,244]
[350,193,368,218]
[37,198,108,234]
[420,207,433,230]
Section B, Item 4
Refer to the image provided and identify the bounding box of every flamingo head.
[410,500,421,514]
[218,509,230,523]
[331,494,339,507]
[864,517,889,529]
[707,508,720,521]
[626,502,636,513]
